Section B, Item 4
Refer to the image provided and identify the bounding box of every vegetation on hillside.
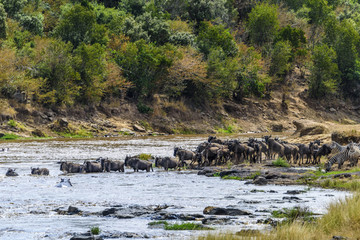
[1,0,360,108]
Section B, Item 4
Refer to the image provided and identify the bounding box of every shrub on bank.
[272,157,290,167]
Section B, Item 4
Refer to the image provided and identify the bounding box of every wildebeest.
[155,157,179,171]
[125,156,153,172]
[83,161,102,173]
[31,167,49,175]
[208,136,224,144]
[174,147,196,166]
[314,144,332,164]
[264,136,284,160]
[6,168,18,176]
[100,158,125,172]
[60,162,83,173]
[296,143,312,165]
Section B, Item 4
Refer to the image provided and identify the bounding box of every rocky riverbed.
[0,136,350,240]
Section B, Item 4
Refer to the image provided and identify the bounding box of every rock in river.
[203,206,251,216]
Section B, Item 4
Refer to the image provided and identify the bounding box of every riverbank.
[1,77,360,141]
[196,164,360,240]
[199,192,360,240]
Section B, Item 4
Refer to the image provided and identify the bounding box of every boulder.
[271,124,283,132]
[252,176,268,185]
[68,206,81,215]
[32,129,46,137]
[203,206,251,216]
[332,131,360,145]
[293,120,328,136]
[132,124,146,132]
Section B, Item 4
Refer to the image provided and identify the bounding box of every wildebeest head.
[174,147,179,157]
[208,136,215,143]
[31,167,39,174]
[124,156,130,166]
[60,162,68,172]
[264,135,271,143]
[155,157,160,167]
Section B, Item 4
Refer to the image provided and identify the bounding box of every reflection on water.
[0,136,349,240]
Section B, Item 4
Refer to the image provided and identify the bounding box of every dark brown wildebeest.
[31,167,50,175]
[125,156,153,172]
[264,136,284,160]
[155,157,179,171]
[6,168,18,176]
[83,161,102,173]
[60,162,83,173]
[314,144,332,164]
[100,158,125,172]
[174,147,197,166]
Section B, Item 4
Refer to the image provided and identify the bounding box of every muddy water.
[0,136,349,240]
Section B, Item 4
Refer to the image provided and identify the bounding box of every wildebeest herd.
[4,135,360,178]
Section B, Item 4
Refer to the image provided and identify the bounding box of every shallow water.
[0,136,350,240]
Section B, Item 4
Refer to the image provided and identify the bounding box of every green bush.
[0,134,19,140]
[139,153,152,160]
[272,157,290,167]
[247,2,279,46]
[272,206,315,223]
[148,221,213,230]
[137,102,153,114]
[90,226,100,235]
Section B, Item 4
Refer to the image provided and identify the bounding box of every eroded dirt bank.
[1,78,360,140]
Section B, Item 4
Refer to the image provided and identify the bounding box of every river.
[0,135,349,239]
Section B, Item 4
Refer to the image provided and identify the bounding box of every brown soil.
[1,72,360,141]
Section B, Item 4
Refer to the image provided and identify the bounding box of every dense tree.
[115,39,177,98]
[73,43,106,103]
[0,3,6,38]
[196,21,237,58]
[309,44,339,98]
[54,4,108,48]
[187,0,237,26]
[247,2,279,46]
[36,39,79,105]
[163,47,208,99]
[0,0,27,18]
[334,19,360,96]
[269,41,292,78]
[275,25,306,49]
[19,13,44,35]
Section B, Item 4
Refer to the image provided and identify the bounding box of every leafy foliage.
[196,21,237,58]
[0,3,6,38]
[309,44,339,98]
[247,2,279,46]
[54,4,108,48]
[0,0,360,108]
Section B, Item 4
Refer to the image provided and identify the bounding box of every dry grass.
[198,193,360,240]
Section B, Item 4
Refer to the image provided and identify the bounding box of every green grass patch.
[165,222,213,230]
[139,153,152,160]
[90,226,100,235]
[319,178,360,191]
[272,157,290,167]
[7,119,17,128]
[148,221,213,230]
[220,171,260,180]
[216,125,235,134]
[0,133,19,140]
[271,206,315,223]
[222,175,243,180]
[308,167,360,177]
[213,172,220,177]
[148,220,168,226]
